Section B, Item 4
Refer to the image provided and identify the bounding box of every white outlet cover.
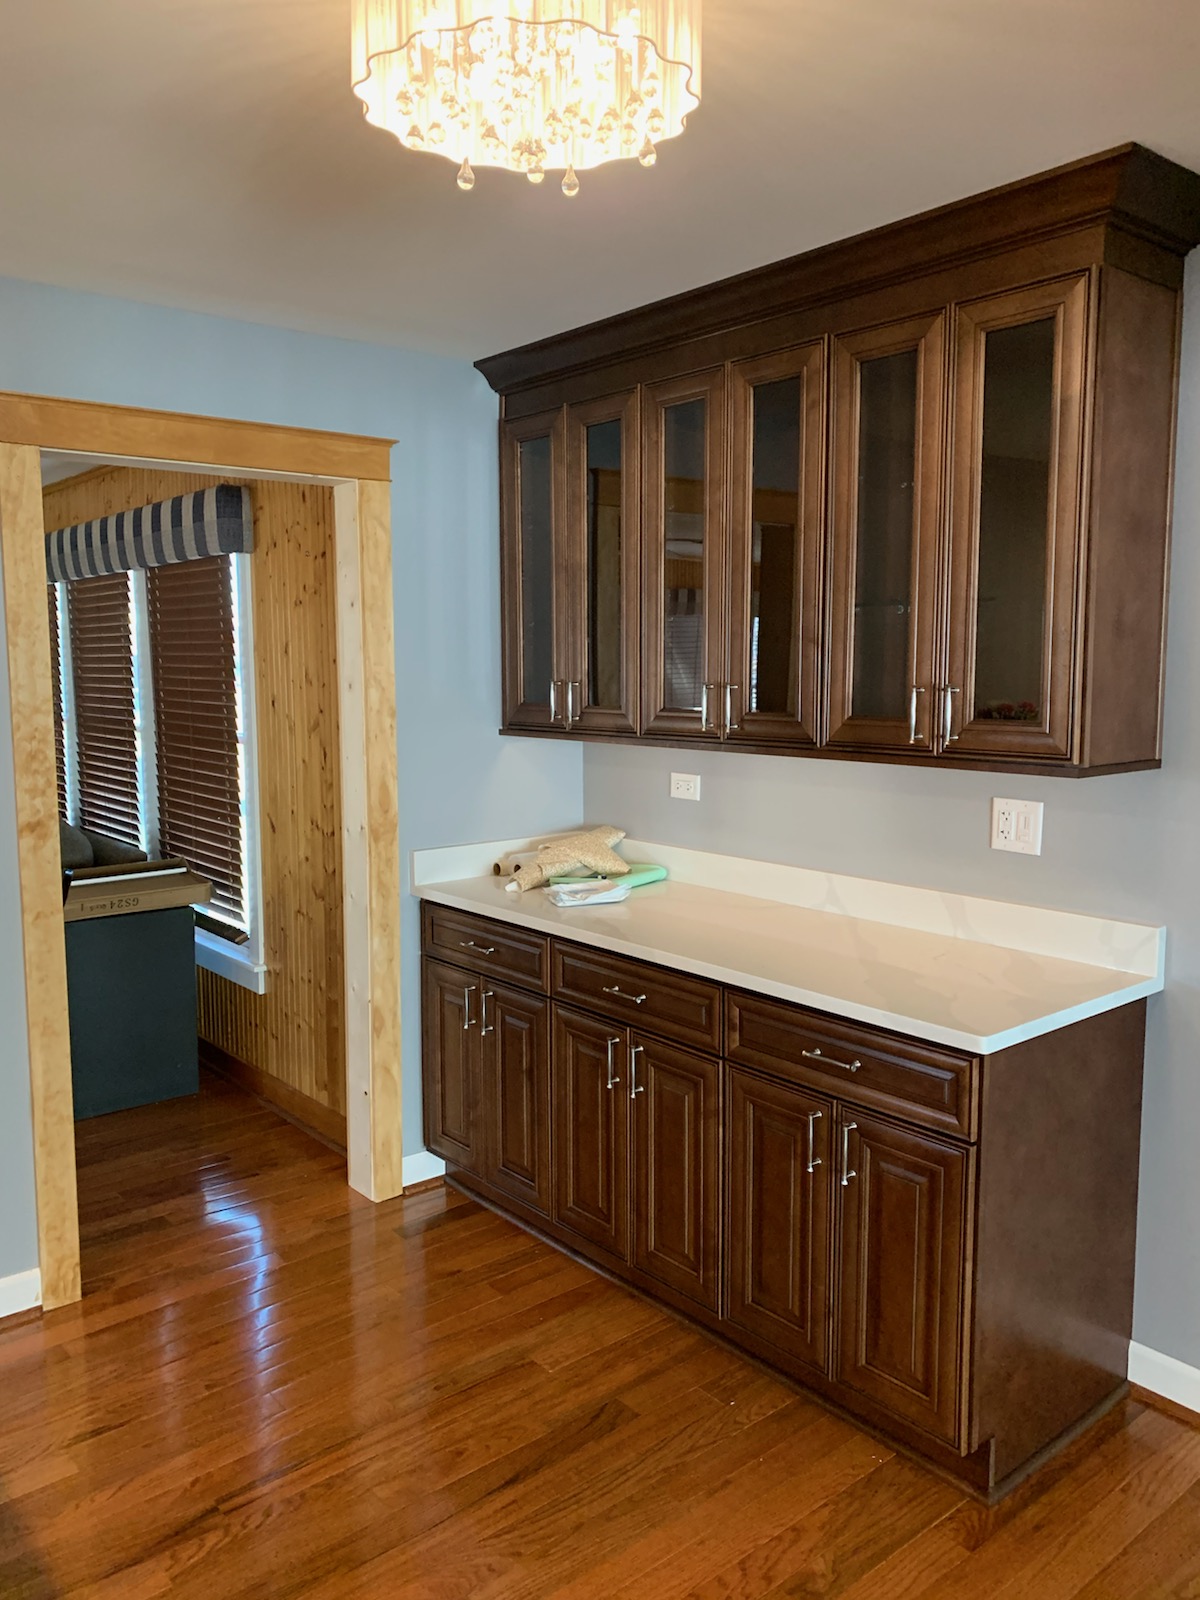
[991,797,1044,856]
[670,772,701,801]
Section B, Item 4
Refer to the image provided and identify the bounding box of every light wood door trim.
[942,276,1089,761]
[0,443,81,1309]
[0,392,393,482]
[827,314,946,753]
[335,479,403,1202]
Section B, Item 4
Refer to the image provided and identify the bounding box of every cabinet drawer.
[726,992,977,1140]
[552,942,721,1053]
[422,903,549,992]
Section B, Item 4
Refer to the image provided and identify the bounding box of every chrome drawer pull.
[841,1121,857,1187]
[806,1109,822,1174]
[629,1044,645,1099]
[602,985,647,1004]
[462,985,477,1030]
[605,1036,621,1090]
[459,940,496,956]
[802,1047,860,1073]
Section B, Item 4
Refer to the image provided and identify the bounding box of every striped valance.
[46,485,254,583]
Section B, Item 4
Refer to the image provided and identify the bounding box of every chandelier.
[351,2,701,196]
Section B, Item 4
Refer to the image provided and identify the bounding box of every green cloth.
[547,863,668,889]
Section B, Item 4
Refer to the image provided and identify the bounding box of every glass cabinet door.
[727,343,825,745]
[500,408,567,730]
[641,370,727,738]
[563,391,640,734]
[943,277,1088,761]
[827,315,946,751]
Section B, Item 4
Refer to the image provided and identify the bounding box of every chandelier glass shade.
[351,2,701,194]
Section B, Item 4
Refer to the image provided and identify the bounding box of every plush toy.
[505,826,630,893]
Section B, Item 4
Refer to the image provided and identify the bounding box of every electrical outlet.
[670,772,701,802]
[991,797,1044,856]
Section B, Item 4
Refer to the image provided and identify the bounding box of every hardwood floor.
[2,1072,1199,1599]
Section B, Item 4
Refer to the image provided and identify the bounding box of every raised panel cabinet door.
[564,391,640,735]
[942,276,1089,762]
[420,958,482,1173]
[641,369,728,739]
[837,1112,971,1447]
[480,983,551,1216]
[726,1068,832,1373]
[552,1007,629,1262]
[827,314,946,752]
[727,342,826,746]
[500,408,569,731]
[630,1036,721,1310]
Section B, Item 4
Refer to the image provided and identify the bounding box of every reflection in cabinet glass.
[973,318,1055,727]
[749,378,801,716]
[585,418,624,713]
[519,433,554,706]
[852,350,919,724]
[662,398,708,714]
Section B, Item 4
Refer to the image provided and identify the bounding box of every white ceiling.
[1,1,1198,362]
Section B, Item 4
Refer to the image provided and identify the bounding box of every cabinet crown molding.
[476,143,1200,396]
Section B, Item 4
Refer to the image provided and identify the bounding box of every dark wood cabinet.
[552,1006,629,1260]
[726,1067,831,1372]
[422,903,1148,1500]
[836,1112,970,1447]
[421,959,482,1171]
[482,982,551,1215]
[630,1035,721,1311]
[488,145,1200,775]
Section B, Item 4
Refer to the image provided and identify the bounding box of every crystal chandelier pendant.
[351,3,702,196]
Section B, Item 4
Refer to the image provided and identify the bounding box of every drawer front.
[726,992,976,1140]
[422,903,549,992]
[552,942,721,1053]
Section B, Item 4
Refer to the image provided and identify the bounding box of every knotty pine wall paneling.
[43,466,346,1139]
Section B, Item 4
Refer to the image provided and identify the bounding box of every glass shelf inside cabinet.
[748,376,802,716]
[662,398,707,713]
[972,317,1055,727]
[852,349,919,723]
[585,418,623,713]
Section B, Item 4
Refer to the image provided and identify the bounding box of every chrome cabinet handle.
[550,679,559,724]
[481,989,494,1035]
[701,682,710,732]
[629,1044,645,1099]
[725,682,740,735]
[841,1121,858,1187]
[462,984,477,1030]
[605,1035,621,1090]
[459,940,496,956]
[802,1047,860,1073]
[942,685,961,745]
[908,685,926,744]
[566,679,580,729]
[806,1109,822,1174]
[602,985,647,1004]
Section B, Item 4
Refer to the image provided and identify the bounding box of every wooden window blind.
[146,557,244,925]
[47,584,67,819]
[66,572,141,847]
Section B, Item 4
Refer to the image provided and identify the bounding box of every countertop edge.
[415,883,1162,1057]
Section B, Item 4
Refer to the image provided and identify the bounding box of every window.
[50,552,264,990]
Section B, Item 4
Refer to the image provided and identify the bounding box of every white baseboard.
[0,1268,42,1321]
[402,1151,446,1189]
[1129,1341,1200,1416]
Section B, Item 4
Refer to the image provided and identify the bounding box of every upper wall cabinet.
[488,144,1200,775]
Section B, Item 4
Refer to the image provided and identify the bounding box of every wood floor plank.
[2,1071,1198,1600]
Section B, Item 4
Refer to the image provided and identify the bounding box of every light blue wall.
[585,254,1200,1373]
[0,276,585,1282]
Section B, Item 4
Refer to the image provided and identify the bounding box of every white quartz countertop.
[413,843,1164,1055]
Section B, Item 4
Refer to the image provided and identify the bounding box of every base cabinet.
[421,903,1146,1500]
[837,1114,970,1448]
